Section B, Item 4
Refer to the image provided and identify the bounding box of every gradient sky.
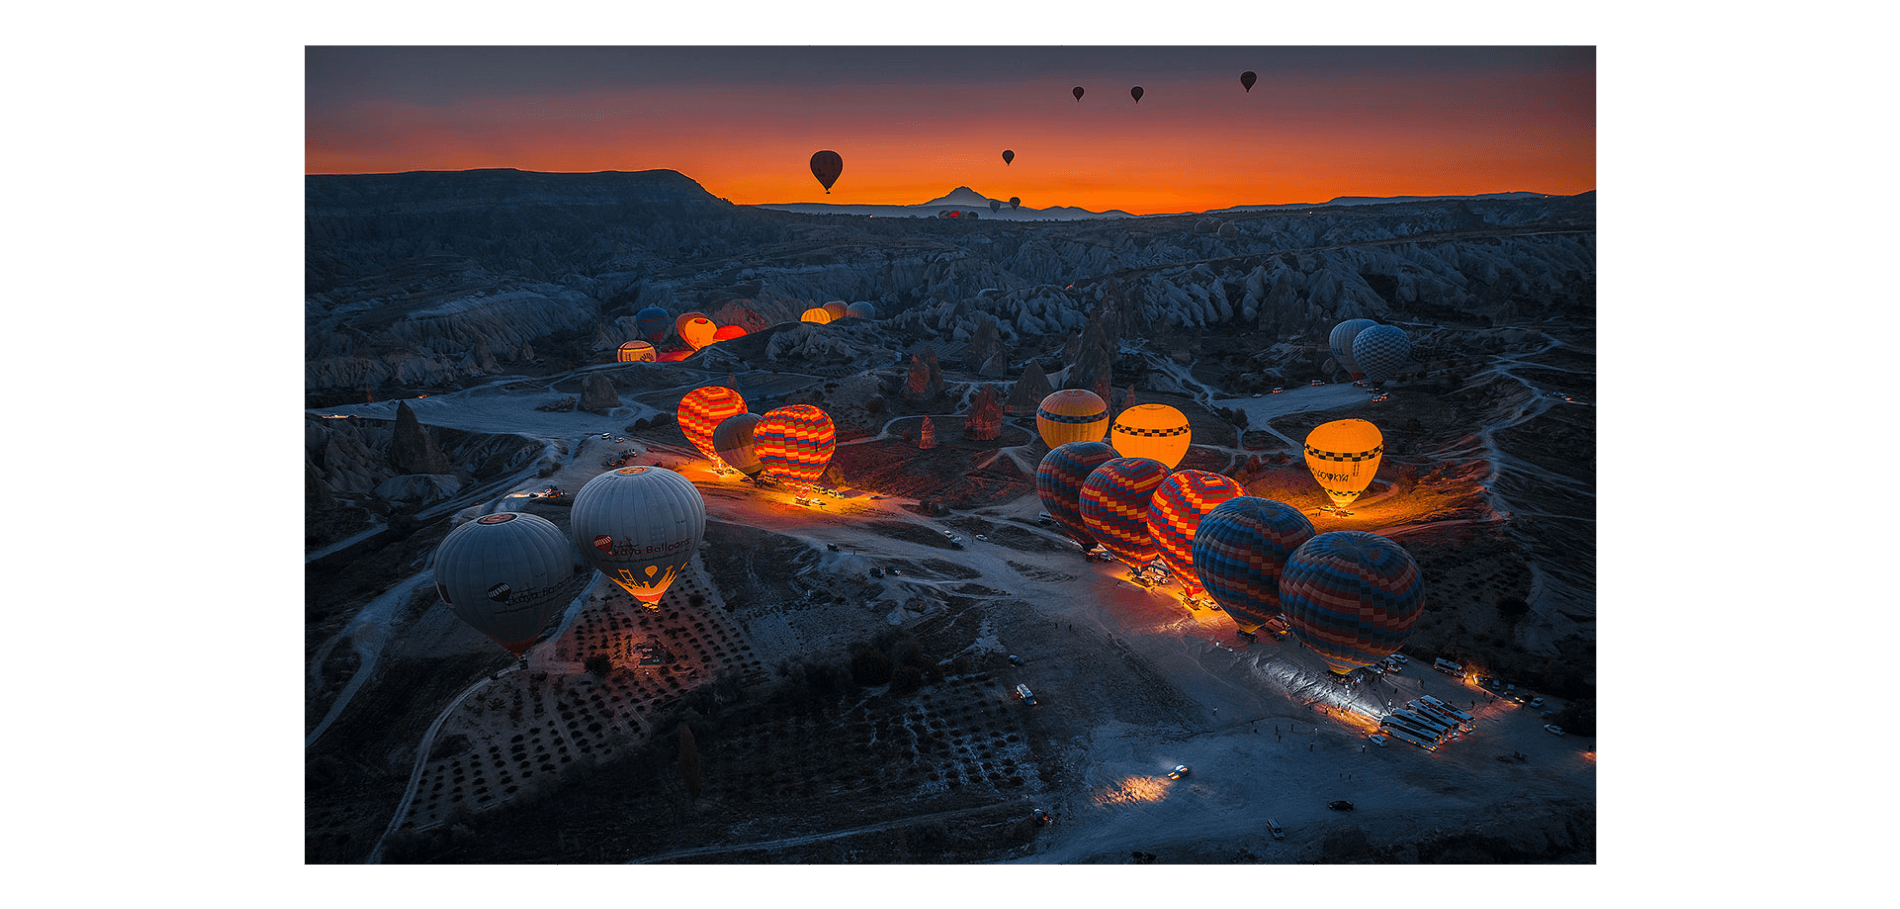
[307,46,1594,214]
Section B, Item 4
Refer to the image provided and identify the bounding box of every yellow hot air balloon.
[615,340,656,362]
[821,300,847,320]
[1304,419,1384,507]
[679,317,716,350]
[1109,403,1192,468]
[1036,389,1109,449]
[801,307,834,325]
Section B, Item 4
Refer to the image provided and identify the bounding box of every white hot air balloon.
[570,466,706,609]
[431,512,578,657]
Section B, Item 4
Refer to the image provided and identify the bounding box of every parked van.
[1433,657,1463,674]
[1014,684,1037,706]
[1417,695,1476,725]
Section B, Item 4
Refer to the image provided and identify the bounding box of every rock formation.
[919,416,937,449]
[1007,360,1053,414]
[965,385,1001,440]
[390,401,452,475]
[579,373,620,413]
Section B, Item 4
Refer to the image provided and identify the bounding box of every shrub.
[583,653,613,677]
[850,647,895,686]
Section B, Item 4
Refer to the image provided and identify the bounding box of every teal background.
[18,0,1884,897]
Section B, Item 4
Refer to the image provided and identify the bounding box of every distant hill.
[1209,191,1587,214]
[755,187,1134,221]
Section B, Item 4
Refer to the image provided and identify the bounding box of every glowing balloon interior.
[1304,419,1383,507]
[756,404,836,488]
[1109,403,1192,469]
[1145,469,1245,596]
[616,340,656,362]
[1036,389,1109,449]
[678,386,748,464]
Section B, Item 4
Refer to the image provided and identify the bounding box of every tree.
[584,653,613,678]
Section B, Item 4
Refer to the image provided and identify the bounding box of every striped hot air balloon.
[571,466,705,607]
[1328,319,1377,379]
[616,340,656,362]
[432,512,577,656]
[678,386,748,464]
[1036,440,1118,551]
[822,300,848,320]
[801,307,834,325]
[1350,324,1411,384]
[844,301,877,319]
[1036,389,1109,449]
[1192,497,1316,634]
[1079,457,1171,572]
[1304,419,1383,508]
[712,412,765,478]
[636,306,672,343]
[1280,531,1424,674]
[756,404,835,488]
[1145,470,1246,597]
[1110,403,1192,469]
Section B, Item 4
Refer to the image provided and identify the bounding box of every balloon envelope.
[679,385,748,463]
[712,412,765,477]
[432,512,576,656]
[1146,470,1246,596]
[1304,419,1383,507]
[1350,324,1411,384]
[1328,319,1377,379]
[636,307,672,342]
[679,317,716,350]
[1130,86,1144,103]
[1109,403,1192,468]
[844,301,877,319]
[1192,497,1316,633]
[571,467,706,606]
[1036,389,1109,449]
[810,150,843,192]
[1241,71,1257,91]
[711,324,748,342]
[1036,440,1118,551]
[801,307,833,325]
[1002,149,1015,165]
[1072,86,1085,101]
[1281,531,1424,674]
[822,300,848,320]
[1079,457,1171,572]
[675,311,709,340]
[990,200,1002,213]
[1009,196,1021,210]
[756,404,835,487]
[616,340,656,363]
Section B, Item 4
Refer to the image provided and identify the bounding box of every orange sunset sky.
[307,46,1594,215]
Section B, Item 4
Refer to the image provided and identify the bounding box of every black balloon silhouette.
[810,150,843,193]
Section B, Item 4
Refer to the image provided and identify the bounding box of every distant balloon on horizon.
[1241,71,1257,92]
[1072,86,1085,101]
[1130,86,1144,103]
[810,149,843,193]
[1001,149,1015,166]
[1009,196,1020,209]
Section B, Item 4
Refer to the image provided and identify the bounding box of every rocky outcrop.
[964,317,1003,371]
[374,473,463,507]
[390,401,453,475]
[1006,360,1053,414]
[579,373,620,414]
[964,385,1001,440]
[306,457,337,511]
[919,416,937,449]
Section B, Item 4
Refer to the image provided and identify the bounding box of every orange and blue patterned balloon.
[1036,440,1117,551]
[1079,457,1170,572]
[1279,531,1423,674]
[1145,469,1246,596]
[678,386,748,464]
[1036,389,1109,449]
[756,404,836,487]
[1191,497,1316,634]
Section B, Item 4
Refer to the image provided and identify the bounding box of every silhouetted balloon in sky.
[990,199,1002,213]
[1072,86,1085,101]
[571,466,705,607]
[1280,531,1424,675]
[1009,196,1021,209]
[810,149,843,193]
[1241,71,1257,92]
[1130,86,1144,103]
[1002,149,1014,166]
[432,512,576,656]
[1193,497,1316,635]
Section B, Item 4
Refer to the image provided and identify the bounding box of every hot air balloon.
[712,412,765,478]
[636,306,672,343]
[1192,497,1316,634]
[1080,457,1171,572]
[844,301,877,319]
[810,150,843,193]
[822,300,848,320]
[1072,86,1085,101]
[432,512,577,656]
[1036,440,1118,551]
[990,200,1002,213]
[1145,470,1246,597]
[616,340,657,362]
[1002,149,1015,166]
[678,317,716,351]
[1280,531,1423,674]
[1328,319,1377,380]
[1130,86,1144,103]
[1240,71,1257,92]
[800,307,833,325]
[711,324,748,343]
[675,311,709,340]
[1036,389,1109,449]
[571,466,706,607]
[1109,403,1192,469]
[756,404,835,488]
[1304,419,1383,508]
[1009,197,1021,210]
[678,385,748,465]
[1350,324,1411,384]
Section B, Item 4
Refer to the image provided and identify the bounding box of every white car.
[1366,734,1388,747]
[1389,654,1408,664]
[1544,724,1566,737]
[1527,697,1544,709]
[1167,764,1191,780]
[976,534,988,542]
